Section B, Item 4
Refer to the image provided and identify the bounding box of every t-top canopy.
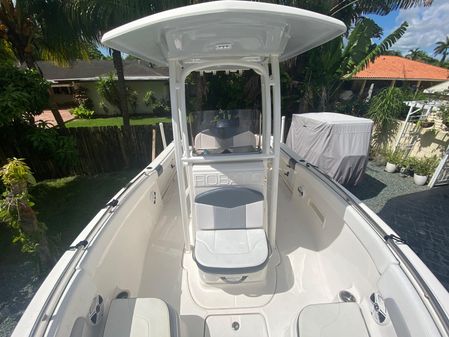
[101,1,346,66]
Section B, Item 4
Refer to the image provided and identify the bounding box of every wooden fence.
[0,124,173,179]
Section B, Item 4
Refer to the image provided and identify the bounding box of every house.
[350,56,449,98]
[38,60,169,115]
[424,80,449,95]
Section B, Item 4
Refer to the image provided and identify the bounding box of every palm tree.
[71,0,188,133]
[294,18,408,111]
[407,48,423,60]
[268,0,432,26]
[434,36,449,64]
[267,0,430,112]
[0,0,91,127]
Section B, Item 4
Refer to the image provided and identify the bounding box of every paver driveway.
[378,186,449,288]
[350,162,449,290]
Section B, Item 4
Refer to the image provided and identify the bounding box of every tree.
[87,44,109,60]
[0,0,91,127]
[97,74,138,115]
[406,48,440,65]
[0,39,15,65]
[434,36,449,64]
[268,0,432,27]
[367,87,409,151]
[0,64,79,174]
[407,48,423,60]
[295,18,408,111]
[347,20,409,76]
[382,50,402,56]
[269,0,429,113]
[0,64,49,126]
[70,0,188,133]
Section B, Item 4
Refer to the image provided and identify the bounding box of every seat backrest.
[195,187,264,230]
[231,131,256,148]
[194,130,256,150]
[194,132,224,150]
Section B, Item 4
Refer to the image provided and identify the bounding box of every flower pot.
[413,173,428,186]
[385,162,397,173]
[420,121,434,128]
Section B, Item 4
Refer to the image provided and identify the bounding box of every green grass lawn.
[66,116,171,128]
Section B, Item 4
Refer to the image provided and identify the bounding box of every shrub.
[440,104,449,127]
[0,64,49,126]
[382,147,405,165]
[0,158,53,268]
[70,105,94,119]
[367,87,408,150]
[143,90,170,116]
[143,90,157,108]
[335,97,369,117]
[97,74,138,113]
[153,99,171,116]
[27,124,78,169]
[73,86,93,110]
[409,156,440,177]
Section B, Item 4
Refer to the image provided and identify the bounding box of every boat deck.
[139,178,334,337]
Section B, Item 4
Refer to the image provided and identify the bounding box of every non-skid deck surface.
[139,179,333,337]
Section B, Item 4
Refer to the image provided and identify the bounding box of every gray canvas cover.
[286,113,373,186]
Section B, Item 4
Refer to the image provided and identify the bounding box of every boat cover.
[286,113,373,186]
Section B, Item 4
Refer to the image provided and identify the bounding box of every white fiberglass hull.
[12,142,449,337]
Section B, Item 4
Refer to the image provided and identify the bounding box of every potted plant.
[398,156,412,177]
[409,156,440,186]
[441,105,449,128]
[383,148,403,173]
[417,118,435,128]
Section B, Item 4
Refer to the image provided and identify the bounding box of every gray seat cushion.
[297,302,369,337]
[195,228,268,273]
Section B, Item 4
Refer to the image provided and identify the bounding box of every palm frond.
[433,36,449,63]
[346,21,408,78]
[357,0,432,16]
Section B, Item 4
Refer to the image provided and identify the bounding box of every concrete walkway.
[350,162,449,290]
[34,109,74,126]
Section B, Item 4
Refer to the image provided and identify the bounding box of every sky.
[369,0,449,56]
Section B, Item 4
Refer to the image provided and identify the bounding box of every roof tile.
[353,56,449,81]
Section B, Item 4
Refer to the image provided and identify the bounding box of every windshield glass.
[186,70,262,156]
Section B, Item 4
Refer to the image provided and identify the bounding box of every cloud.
[392,0,449,55]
